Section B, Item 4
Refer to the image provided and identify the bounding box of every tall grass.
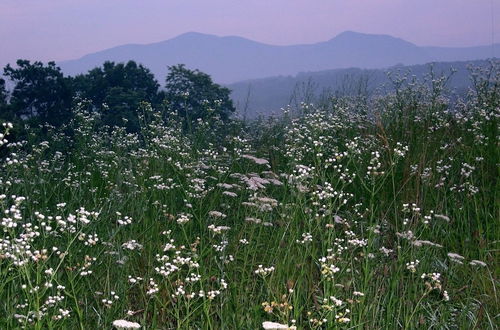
[0,63,498,329]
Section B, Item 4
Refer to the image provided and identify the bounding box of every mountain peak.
[329,31,373,41]
[328,30,417,48]
[173,31,217,40]
[335,30,366,38]
[171,32,256,44]
[58,31,495,84]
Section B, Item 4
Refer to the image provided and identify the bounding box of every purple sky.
[1,0,499,68]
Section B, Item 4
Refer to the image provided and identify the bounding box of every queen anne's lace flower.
[112,319,141,329]
[262,321,296,329]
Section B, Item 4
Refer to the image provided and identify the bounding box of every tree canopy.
[73,61,160,106]
[1,60,237,135]
[164,64,235,123]
[0,78,7,106]
[3,60,73,126]
[72,61,161,131]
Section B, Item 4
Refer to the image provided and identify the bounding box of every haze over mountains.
[228,59,495,118]
[59,31,499,84]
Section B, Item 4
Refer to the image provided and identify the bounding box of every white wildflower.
[262,321,296,329]
[469,260,487,267]
[406,260,419,273]
[242,154,270,165]
[112,319,141,329]
[447,252,465,264]
[255,265,275,276]
[122,240,143,251]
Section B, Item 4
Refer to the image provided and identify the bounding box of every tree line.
[0,60,235,133]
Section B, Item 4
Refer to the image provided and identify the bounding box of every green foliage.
[72,61,160,131]
[0,78,12,122]
[469,60,500,110]
[0,78,7,106]
[3,60,73,126]
[0,63,497,329]
[164,64,235,124]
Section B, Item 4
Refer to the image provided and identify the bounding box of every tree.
[164,64,235,123]
[101,87,145,131]
[0,78,13,122]
[73,61,160,107]
[73,61,160,131]
[0,78,9,119]
[0,78,7,106]
[3,60,73,126]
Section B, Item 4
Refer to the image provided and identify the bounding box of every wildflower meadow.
[0,63,498,329]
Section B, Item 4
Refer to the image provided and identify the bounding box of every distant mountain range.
[227,59,496,118]
[58,31,500,84]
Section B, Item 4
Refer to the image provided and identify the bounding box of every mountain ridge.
[227,59,496,118]
[58,31,500,83]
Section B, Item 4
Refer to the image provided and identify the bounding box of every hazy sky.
[1,0,499,68]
